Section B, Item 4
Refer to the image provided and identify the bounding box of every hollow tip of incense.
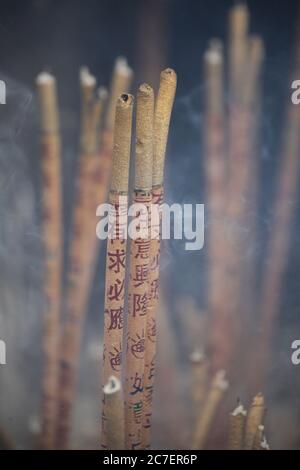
[117,93,134,109]
[189,349,205,365]
[205,39,223,65]
[103,376,121,395]
[36,71,55,85]
[160,67,177,86]
[213,370,229,391]
[80,66,96,87]
[138,82,154,98]
[231,404,247,417]
[115,56,133,78]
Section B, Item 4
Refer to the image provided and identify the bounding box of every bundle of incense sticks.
[36,72,62,450]
[192,370,229,450]
[125,83,154,450]
[101,93,134,450]
[141,68,177,449]
[203,40,227,372]
[252,16,300,392]
[56,59,133,449]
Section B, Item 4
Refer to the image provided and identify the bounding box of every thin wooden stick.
[203,40,228,372]
[55,73,107,449]
[189,350,209,410]
[244,393,265,449]
[252,424,265,450]
[192,370,229,450]
[125,84,154,450]
[252,26,300,391]
[36,72,62,450]
[103,376,125,450]
[141,69,177,449]
[101,93,134,449]
[228,403,247,450]
[228,2,249,102]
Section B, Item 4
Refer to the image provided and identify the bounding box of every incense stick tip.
[214,370,229,390]
[118,93,134,108]
[138,82,154,98]
[161,68,177,85]
[231,404,247,417]
[36,71,55,85]
[189,349,205,365]
[205,40,223,65]
[80,67,96,87]
[115,56,133,77]
[97,86,109,100]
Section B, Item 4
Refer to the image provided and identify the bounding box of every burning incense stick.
[253,88,300,392]
[103,376,125,450]
[189,350,209,410]
[229,2,249,102]
[55,73,108,449]
[141,69,177,449]
[192,370,229,450]
[222,18,264,375]
[253,424,265,450]
[228,403,247,450]
[124,84,154,450]
[36,72,62,450]
[80,67,97,152]
[244,393,265,449]
[203,41,228,372]
[101,93,134,449]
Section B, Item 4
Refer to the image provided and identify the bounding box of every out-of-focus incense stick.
[37,72,62,450]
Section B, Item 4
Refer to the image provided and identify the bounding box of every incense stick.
[189,350,209,411]
[192,370,228,450]
[141,69,177,449]
[125,84,154,450]
[36,72,62,450]
[103,376,125,450]
[101,93,134,449]
[244,393,265,449]
[203,40,228,372]
[228,403,247,450]
[55,73,108,449]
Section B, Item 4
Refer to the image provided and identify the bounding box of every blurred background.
[0,0,300,450]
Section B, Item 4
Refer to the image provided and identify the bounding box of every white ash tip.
[214,370,229,390]
[260,436,270,450]
[103,376,121,395]
[115,56,133,77]
[232,404,247,417]
[80,66,96,87]
[189,349,205,364]
[205,46,223,65]
[36,71,55,85]
[98,86,108,100]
